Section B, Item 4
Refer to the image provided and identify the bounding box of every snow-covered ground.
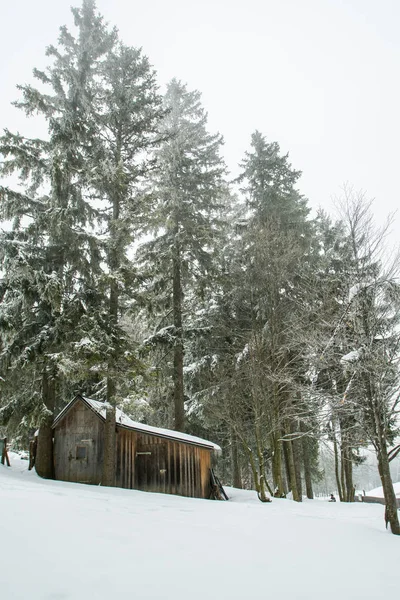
[1,453,399,600]
[367,481,400,498]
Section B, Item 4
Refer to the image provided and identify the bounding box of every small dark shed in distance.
[52,395,220,499]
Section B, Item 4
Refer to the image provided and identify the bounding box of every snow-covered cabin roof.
[53,395,221,452]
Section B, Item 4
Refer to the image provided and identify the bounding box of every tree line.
[1,0,399,534]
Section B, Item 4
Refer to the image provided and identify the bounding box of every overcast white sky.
[1,0,399,234]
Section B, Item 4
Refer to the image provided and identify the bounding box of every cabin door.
[135,443,167,493]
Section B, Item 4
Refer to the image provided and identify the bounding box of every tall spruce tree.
[0,0,115,477]
[89,42,166,486]
[138,79,227,432]
[231,131,313,501]
[183,132,317,501]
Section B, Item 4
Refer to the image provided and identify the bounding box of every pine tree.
[0,0,116,477]
[184,132,316,501]
[227,131,314,501]
[88,41,166,486]
[138,79,227,432]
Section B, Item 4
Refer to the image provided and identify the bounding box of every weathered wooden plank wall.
[54,399,213,499]
[54,401,104,484]
[114,429,212,498]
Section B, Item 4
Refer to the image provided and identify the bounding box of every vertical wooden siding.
[115,428,136,490]
[54,399,213,498]
[132,432,211,498]
[53,400,104,484]
[115,429,212,498]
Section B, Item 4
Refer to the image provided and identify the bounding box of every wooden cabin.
[52,395,220,499]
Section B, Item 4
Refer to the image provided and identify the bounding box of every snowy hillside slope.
[367,481,400,498]
[1,454,399,600]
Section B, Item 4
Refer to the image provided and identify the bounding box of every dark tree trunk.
[293,435,303,500]
[231,428,242,489]
[255,430,273,500]
[373,411,400,535]
[340,445,347,501]
[35,368,56,479]
[283,436,290,491]
[332,424,343,501]
[102,383,116,487]
[244,443,271,502]
[300,423,314,499]
[271,432,285,496]
[343,445,355,502]
[339,419,354,502]
[284,422,301,502]
[109,190,120,327]
[377,448,400,535]
[173,246,185,432]
[35,423,54,479]
[102,177,120,487]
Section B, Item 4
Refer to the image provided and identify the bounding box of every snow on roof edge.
[54,395,221,452]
